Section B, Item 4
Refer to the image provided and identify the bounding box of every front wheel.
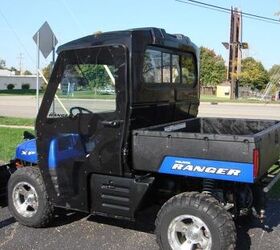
[155,192,236,250]
[8,167,54,227]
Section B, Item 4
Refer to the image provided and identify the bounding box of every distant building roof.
[0,75,38,78]
[0,69,15,76]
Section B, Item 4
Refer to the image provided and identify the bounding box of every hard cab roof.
[57,27,199,54]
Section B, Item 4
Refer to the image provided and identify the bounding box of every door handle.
[101,120,123,128]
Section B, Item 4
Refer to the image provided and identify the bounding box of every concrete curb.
[200,101,280,106]
[0,124,34,130]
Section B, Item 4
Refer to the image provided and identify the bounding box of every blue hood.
[15,139,38,164]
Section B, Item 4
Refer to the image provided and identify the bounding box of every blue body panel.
[48,134,85,169]
[159,156,254,183]
[15,139,38,164]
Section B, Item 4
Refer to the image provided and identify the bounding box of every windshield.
[47,45,125,118]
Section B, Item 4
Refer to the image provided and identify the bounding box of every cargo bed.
[132,118,280,183]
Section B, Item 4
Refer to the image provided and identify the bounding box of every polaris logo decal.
[159,156,254,183]
[21,150,36,156]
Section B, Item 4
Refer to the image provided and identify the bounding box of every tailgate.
[255,121,280,177]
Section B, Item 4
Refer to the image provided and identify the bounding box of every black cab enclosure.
[35,28,200,216]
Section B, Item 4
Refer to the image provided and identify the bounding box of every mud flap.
[0,164,13,198]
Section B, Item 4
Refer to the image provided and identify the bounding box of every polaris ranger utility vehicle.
[4,28,280,250]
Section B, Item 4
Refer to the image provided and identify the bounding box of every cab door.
[36,45,127,211]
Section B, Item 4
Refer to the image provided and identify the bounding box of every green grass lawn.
[0,89,115,100]
[0,117,35,162]
[200,95,279,104]
[0,116,34,126]
[0,89,44,95]
[56,90,116,99]
[0,127,34,162]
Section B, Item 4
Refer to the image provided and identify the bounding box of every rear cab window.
[143,47,197,87]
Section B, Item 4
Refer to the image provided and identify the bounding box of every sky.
[0,0,280,73]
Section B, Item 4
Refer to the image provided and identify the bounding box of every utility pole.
[222,7,248,100]
[17,53,24,75]
[229,8,241,99]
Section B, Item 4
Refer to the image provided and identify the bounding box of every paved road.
[198,102,280,120]
[1,198,280,250]
[1,96,280,119]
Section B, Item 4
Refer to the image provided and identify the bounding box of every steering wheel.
[69,106,93,117]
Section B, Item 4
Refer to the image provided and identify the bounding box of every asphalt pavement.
[1,198,280,250]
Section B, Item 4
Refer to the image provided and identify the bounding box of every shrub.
[7,84,15,90]
[21,83,30,90]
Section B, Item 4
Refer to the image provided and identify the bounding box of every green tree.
[42,63,52,81]
[10,66,20,75]
[200,47,226,86]
[23,70,32,75]
[75,64,114,90]
[239,57,269,90]
[0,59,6,69]
[268,64,280,83]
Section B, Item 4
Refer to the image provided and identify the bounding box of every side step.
[90,174,154,219]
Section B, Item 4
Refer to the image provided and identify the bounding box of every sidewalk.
[0,124,34,130]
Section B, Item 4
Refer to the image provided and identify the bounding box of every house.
[0,69,43,90]
[216,81,231,98]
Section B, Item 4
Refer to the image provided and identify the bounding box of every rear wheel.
[155,192,236,250]
[8,167,53,227]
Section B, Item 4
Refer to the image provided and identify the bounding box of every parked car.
[98,86,115,95]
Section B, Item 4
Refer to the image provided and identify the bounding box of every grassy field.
[0,117,34,162]
[0,127,34,162]
[200,95,277,104]
[0,89,44,95]
[0,89,115,99]
[56,90,116,99]
[0,116,34,126]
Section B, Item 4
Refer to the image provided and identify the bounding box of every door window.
[47,46,125,118]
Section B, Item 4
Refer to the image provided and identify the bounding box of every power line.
[175,0,280,24]
[0,7,36,68]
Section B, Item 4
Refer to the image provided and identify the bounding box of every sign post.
[33,21,58,114]
[36,32,40,113]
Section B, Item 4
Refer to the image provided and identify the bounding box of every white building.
[0,69,43,90]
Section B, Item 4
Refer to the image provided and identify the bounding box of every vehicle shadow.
[49,208,88,228]
[0,217,16,229]
[1,197,279,248]
[0,197,16,230]
[88,200,280,249]
[0,198,87,229]
[0,196,7,208]
[87,205,160,234]
[236,199,280,250]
